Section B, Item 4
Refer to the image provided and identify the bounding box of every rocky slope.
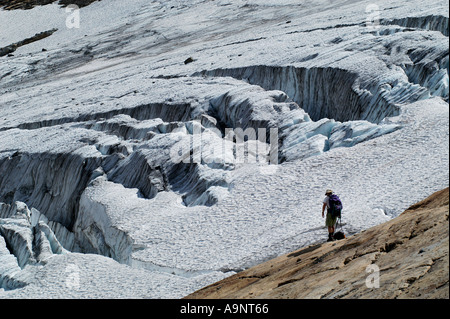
[0,0,97,10]
[187,188,449,299]
[0,0,448,298]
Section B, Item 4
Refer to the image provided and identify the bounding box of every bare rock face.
[0,28,57,57]
[0,0,448,298]
[0,0,97,10]
[186,188,449,299]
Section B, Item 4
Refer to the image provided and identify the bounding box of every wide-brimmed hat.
[325,189,333,195]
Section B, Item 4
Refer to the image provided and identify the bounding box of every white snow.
[0,0,448,298]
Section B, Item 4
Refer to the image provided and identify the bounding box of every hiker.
[322,189,340,242]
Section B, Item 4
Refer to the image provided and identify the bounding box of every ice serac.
[0,201,68,290]
[207,81,404,162]
[328,121,402,149]
[209,86,299,131]
[197,66,363,122]
[0,136,103,230]
[280,119,336,162]
[75,186,134,264]
[403,49,449,101]
[7,102,193,132]
[105,123,234,207]
[0,217,35,269]
[0,235,23,290]
[382,15,449,36]
[196,65,407,124]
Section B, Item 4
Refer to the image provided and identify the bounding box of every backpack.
[328,194,343,218]
[333,214,346,240]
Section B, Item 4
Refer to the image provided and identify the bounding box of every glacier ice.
[328,121,402,149]
[0,0,448,298]
[0,201,69,290]
[381,15,449,36]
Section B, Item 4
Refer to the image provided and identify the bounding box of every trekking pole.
[339,216,343,231]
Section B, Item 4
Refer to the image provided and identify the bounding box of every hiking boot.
[327,234,335,242]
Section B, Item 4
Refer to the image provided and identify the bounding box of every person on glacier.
[322,189,342,242]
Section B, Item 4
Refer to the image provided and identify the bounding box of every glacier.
[0,0,448,298]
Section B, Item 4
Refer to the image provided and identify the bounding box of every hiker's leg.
[327,226,334,241]
[325,214,336,241]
